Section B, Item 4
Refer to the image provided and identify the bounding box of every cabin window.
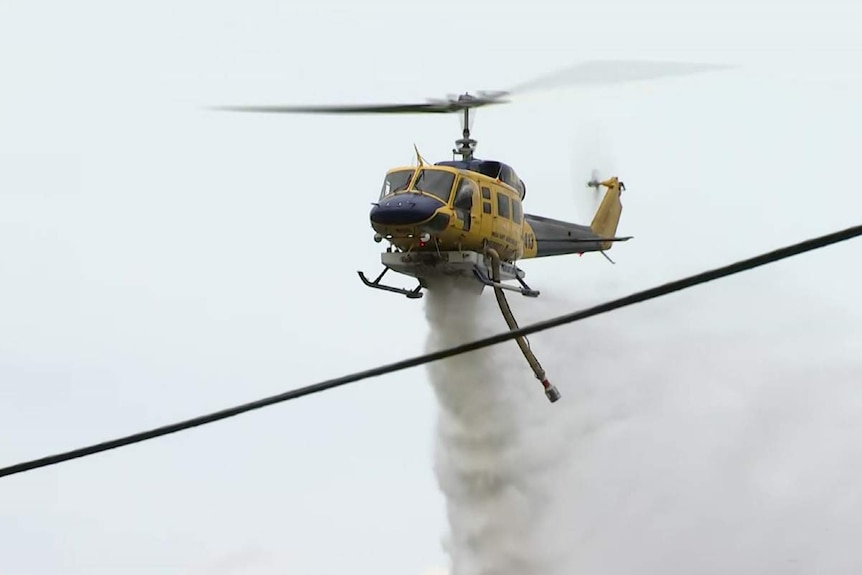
[512,199,523,224]
[483,202,491,214]
[497,193,511,219]
[412,169,456,202]
[481,186,491,200]
[379,169,414,199]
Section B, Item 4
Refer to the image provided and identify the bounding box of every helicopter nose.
[370,192,442,226]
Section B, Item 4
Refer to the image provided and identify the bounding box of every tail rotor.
[574,164,609,219]
[570,115,617,218]
[587,167,603,197]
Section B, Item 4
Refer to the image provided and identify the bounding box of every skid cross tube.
[472,264,539,297]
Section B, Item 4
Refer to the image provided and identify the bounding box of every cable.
[1,223,860,480]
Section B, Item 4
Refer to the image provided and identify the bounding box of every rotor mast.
[453,93,478,162]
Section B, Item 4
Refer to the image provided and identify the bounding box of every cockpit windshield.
[379,169,414,199]
[412,169,455,202]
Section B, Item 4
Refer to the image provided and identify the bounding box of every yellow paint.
[590,177,625,251]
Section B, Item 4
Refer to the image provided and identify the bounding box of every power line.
[1,223,860,480]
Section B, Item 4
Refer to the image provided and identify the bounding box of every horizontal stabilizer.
[526,212,630,257]
[534,236,632,243]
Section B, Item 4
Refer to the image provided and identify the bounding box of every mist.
[424,250,862,574]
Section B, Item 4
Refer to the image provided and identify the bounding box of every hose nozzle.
[541,379,561,403]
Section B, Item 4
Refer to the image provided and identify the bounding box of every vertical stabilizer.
[589,177,625,250]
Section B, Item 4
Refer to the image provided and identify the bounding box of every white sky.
[1,1,861,574]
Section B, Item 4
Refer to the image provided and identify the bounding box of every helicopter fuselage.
[363,157,628,297]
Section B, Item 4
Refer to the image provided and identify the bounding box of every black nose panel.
[370,193,442,225]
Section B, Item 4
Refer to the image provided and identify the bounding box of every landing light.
[420,232,431,242]
[373,233,383,243]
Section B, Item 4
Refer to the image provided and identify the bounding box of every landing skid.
[357,267,424,299]
[359,250,539,299]
[472,266,539,297]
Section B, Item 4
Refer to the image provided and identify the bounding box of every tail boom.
[521,176,629,259]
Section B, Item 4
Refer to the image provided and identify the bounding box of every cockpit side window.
[453,177,476,231]
[454,178,476,210]
[412,169,456,202]
[380,169,414,199]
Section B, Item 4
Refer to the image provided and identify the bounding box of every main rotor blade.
[211,59,729,117]
[213,103,448,114]
[505,59,731,95]
[213,95,504,115]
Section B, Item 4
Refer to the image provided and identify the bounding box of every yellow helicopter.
[216,60,724,402]
[217,60,721,300]
[358,130,628,300]
[220,92,627,299]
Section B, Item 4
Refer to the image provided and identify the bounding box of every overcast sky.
[1,1,861,574]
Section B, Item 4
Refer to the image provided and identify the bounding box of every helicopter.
[216,60,723,300]
[215,60,725,402]
[354,122,629,300]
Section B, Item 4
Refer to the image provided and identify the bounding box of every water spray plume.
[424,280,574,575]
[422,268,862,575]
